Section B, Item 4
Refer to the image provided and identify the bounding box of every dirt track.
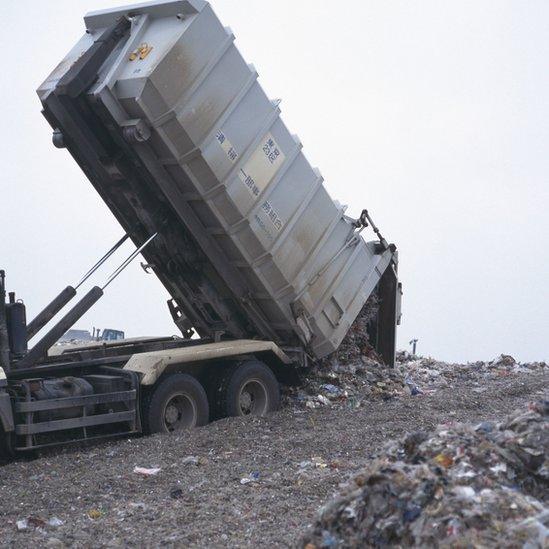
[0,369,547,548]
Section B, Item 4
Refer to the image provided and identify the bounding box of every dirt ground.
[0,368,547,548]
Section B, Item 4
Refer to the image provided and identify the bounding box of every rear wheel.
[144,374,209,434]
[215,360,280,418]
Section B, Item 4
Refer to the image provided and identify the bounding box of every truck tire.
[215,360,280,418]
[143,374,209,434]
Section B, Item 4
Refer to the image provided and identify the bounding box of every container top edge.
[84,0,208,30]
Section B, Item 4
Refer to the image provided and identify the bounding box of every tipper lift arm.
[2,234,157,373]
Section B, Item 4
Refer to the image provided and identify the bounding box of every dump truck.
[0,0,401,458]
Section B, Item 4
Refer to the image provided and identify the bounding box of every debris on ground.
[1,292,547,547]
[285,333,547,410]
[16,516,65,532]
[240,472,261,485]
[169,488,184,500]
[180,455,208,466]
[133,466,162,476]
[301,400,549,548]
[0,366,546,547]
[284,296,546,410]
[398,352,547,394]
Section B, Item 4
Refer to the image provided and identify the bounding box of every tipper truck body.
[0,0,401,457]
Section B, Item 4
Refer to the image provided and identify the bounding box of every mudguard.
[124,339,292,385]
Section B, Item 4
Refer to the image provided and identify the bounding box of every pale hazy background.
[1,0,547,363]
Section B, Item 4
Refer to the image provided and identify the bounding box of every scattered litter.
[405,378,423,396]
[16,516,63,532]
[1,349,545,547]
[311,457,328,469]
[133,466,161,476]
[282,296,546,413]
[47,517,63,528]
[320,384,343,398]
[301,401,549,548]
[285,344,546,410]
[316,395,331,407]
[240,471,260,485]
[1,280,546,548]
[397,352,547,396]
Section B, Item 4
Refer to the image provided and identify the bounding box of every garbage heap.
[301,401,549,548]
[396,352,547,396]
[283,298,408,407]
[320,295,381,366]
[287,294,546,408]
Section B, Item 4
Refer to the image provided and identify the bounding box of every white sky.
[1,0,547,363]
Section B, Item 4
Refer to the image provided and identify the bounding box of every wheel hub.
[239,391,253,413]
[165,404,180,425]
[238,379,268,416]
[163,394,197,432]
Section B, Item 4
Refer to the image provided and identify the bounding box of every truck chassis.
[0,329,300,456]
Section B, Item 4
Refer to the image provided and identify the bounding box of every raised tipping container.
[37,0,398,360]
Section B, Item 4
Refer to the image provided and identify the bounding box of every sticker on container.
[215,130,239,163]
[129,43,154,61]
[238,133,285,199]
[260,200,284,232]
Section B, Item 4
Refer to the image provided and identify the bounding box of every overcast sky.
[1,0,547,363]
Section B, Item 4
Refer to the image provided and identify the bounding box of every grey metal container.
[37,0,398,360]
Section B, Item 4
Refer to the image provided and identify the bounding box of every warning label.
[238,133,285,198]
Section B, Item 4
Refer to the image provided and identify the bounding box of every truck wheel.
[144,374,209,434]
[215,360,280,418]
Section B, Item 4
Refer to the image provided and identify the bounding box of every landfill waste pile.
[301,400,549,548]
[320,296,381,366]
[284,300,547,409]
[397,352,547,398]
[286,348,546,411]
[0,363,545,547]
[282,299,406,407]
